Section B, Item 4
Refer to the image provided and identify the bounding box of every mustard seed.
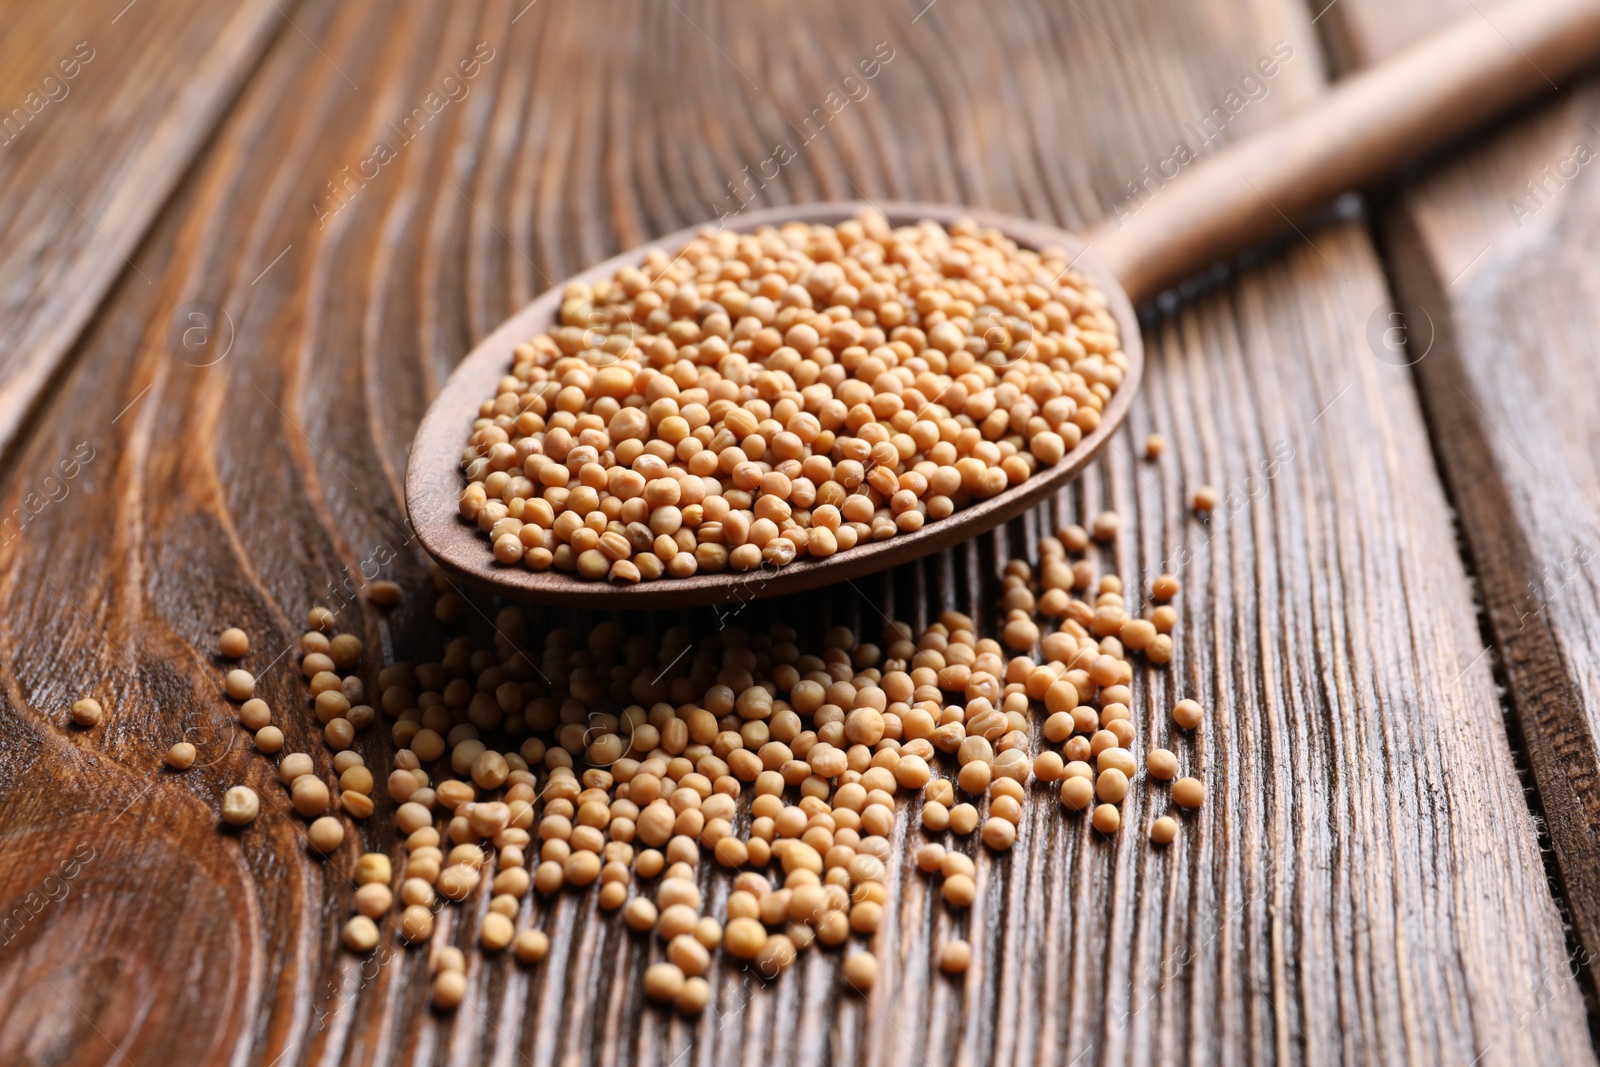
[644,962,686,1002]
[981,817,1017,851]
[939,940,971,974]
[432,969,467,1010]
[1144,434,1164,460]
[1091,803,1121,834]
[308,816,344,853]
[239,698,272,731]
[461,211,1125,582]
[1172,777,1204,809]
[166,742,197,770]
[221,785,259,826]
[219,627,250,659]
[843,951,878,993]
[254,726,284,754]
[942,874,976,908]
[724,917,767,960]
[480,911,515,951]
[342,915,380,952]
[70,698,102,728]
[292,775,331,817]
[948,803,979,835]
[224,669,255,701]
[1150,816,1178,845]
[1091,511,1119,543]
[514,928,550,963]
[1147,749,1178,781]
[1173,699,1203,730]
[1192,486,1218,513]
[675,976,711,1015]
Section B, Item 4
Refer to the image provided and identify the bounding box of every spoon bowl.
[406,0,1600,608]
[406,202,1141,608]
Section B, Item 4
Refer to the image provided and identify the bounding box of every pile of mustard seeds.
[186,508,1201,1015]
[459,210,1127,583]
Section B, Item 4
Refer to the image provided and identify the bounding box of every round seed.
[514,929,550,963]
[1172,777,1204,809]
[342,915,380,952]
[219,627,250,659]
[843,952,878,993]
[1150,816,1178,845]
[221,785,260,826]
[225,670,256,701]
[308,816,344,853]
[939,940,972,974]
[166,742,196,770]
[70,698,103,728]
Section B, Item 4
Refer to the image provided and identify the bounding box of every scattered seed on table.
[1060,776,1094,811]
[1151,574,1179,600]
[643,962,686,1002]
[222,786,259,826]
[224,669,255,701]
[1173,699,1203,730]
[70,698,102,728]
[981,817,1017,851]
[1091,803,1121,834]
[239,698,272,731]
[1147,749,1178,781]
[1192,486,1218,513]
[942,874,976,908]
[254,726,284,754]
[342,915,379,952]
[513,929,549,964]
[1172,777,1204,809]
[1091,511,1119,543]
[1150,816,1178,845]
[432,969,466,1010]
[219,627,250,659]
[1144,434,1165,460]
[308,816,344,853]
[166,742,196,770]
[480,911,514,951]
[843,951,877,993]
[367,580,403,607]
[939,940,972,975]
[675,976,711,1015]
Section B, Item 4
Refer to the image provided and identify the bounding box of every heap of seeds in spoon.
[459,210,1127,582]
[202,518,1203,1014]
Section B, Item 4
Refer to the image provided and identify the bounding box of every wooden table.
[2,1,1598,1064]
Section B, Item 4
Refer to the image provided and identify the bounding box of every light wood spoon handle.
[1088,0,1600,305]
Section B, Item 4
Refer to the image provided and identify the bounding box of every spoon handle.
[1087,0,1600,305]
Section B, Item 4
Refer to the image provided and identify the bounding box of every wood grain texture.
[1325,0,1600,1001]
[0,0,284,460]
[0,1,1594,1065]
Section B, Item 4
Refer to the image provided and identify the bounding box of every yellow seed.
[70,698,103,728]
[843,951,878,993]
[1150,816,1178,845]
[480,912,515,951]
[939,940,972,974]
[219,627,250,659]
[1172,777,1204,809]
[166,742,197,770]
[514,928,550,963]
[224,670,256,701]
[221,786,259,826]
[308,816,344,854]
[432,969,467,1010]
[342,915,380,952]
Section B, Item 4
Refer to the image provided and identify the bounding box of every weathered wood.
[0,0,283,460]
[1324,0,1600,997]
[0,1,1593,1065]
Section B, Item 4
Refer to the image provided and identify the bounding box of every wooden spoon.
[407,0,1600,608]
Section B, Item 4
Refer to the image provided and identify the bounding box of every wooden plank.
[0,0,284,460]
[0,1,1591,1064]
[1321,0,1600,991]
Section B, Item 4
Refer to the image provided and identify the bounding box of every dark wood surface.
[1328,0,1600,1015]
[1,2,1597,1066]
